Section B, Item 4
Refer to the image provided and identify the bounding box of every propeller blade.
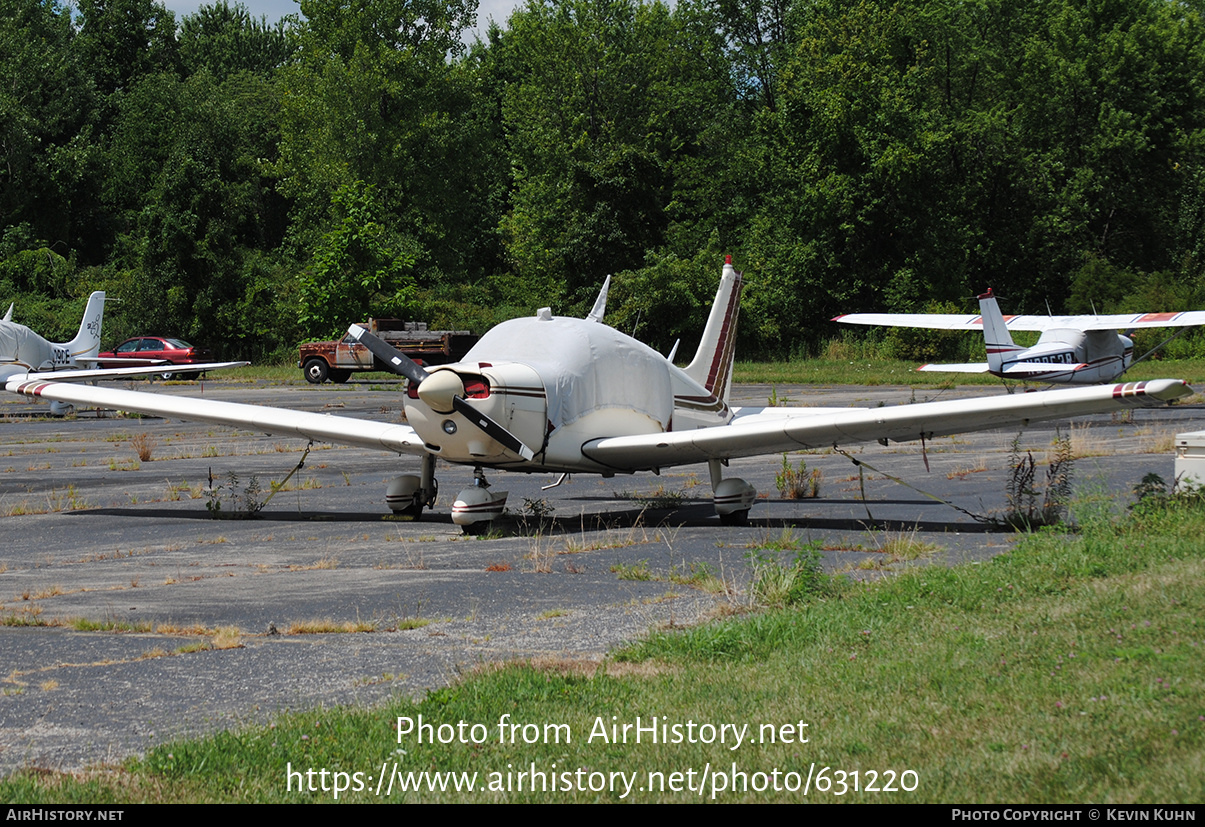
[451,395,536,461]
[347,325,535,460]
[346,325,429,385]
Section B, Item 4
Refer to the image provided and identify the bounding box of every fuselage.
[0,321,82,379]
[993,329,1134,384]
[402,313,730,475]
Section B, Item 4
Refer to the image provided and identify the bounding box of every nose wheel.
[452,467,509,534]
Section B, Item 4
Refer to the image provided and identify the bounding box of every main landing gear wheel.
[710,461,756,526]
[386,467,438,520]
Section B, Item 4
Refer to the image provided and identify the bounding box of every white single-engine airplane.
[834,289,1205,385]
[1,292,245,414]
[6,261,1193,528]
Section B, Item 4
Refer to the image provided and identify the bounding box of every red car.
[98,337,215,379]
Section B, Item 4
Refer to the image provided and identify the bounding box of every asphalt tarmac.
[2,377,1202,776]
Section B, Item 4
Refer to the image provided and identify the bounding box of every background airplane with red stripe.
[834,289,1205,384]
[7,263,1193,529]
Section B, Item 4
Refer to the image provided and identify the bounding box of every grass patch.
[875,528,942,562]
[284,619,377,634]
[610,560,653,581]
[5,500,1205,802]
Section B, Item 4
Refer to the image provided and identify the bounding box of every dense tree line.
[3,0,1204,362]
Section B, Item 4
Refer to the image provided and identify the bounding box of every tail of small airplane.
[64,291,105,360]
[979,289,1022,373]
[684,256,744,402]
[585,275,610,323]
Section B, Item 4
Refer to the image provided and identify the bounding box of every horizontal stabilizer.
[1002,361,1087,375]
[917,363,991,373]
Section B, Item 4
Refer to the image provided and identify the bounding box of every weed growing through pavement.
[1003,430,1074,529]
[129,433,156,462]
[206,471,263,519]
[776,454,821,498]
[515,497,555,535]
[874,526,941,562]
[610,560,653,581]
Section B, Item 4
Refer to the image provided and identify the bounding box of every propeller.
[347,325,535,461]
[347,324,429,385]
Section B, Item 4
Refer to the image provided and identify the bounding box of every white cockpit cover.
[464,315,672,430]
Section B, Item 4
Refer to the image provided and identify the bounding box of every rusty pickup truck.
[299,320,478,384]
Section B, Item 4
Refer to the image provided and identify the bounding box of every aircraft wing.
[3,362,248,382]
[5,377,428,456]
[582,379,1190,471]
[835,311,1205,332]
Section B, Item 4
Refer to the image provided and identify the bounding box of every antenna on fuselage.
[2,303,11,322]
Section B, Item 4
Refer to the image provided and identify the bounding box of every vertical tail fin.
[979,289,1021,373]
[65,292,105,359]
[585,275,610,323]
[684,257,744,403]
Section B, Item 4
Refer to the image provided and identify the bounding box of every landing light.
[442,419,458,435]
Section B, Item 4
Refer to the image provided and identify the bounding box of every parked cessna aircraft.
[6,262,1192,528]
[834,289,1205,384]
[1,291,245,414]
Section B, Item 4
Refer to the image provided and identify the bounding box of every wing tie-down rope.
[833,446,995,525]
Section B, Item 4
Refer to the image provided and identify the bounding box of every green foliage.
[179,2,296,80]
[607,246,723,354]
[4,0,1205,363]
[297,181,418,337]
[75,0,180,97]
[882,300,975,363]
[499,0,734,312]
[746,542,827,608]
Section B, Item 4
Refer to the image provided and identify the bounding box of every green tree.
[75,0,180,97]
[0,0,102,259]
[179,1,297,81]
[297,181,419,337]
[278,0,499,301]
[103,70,290,354]
[499,0,734,312]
